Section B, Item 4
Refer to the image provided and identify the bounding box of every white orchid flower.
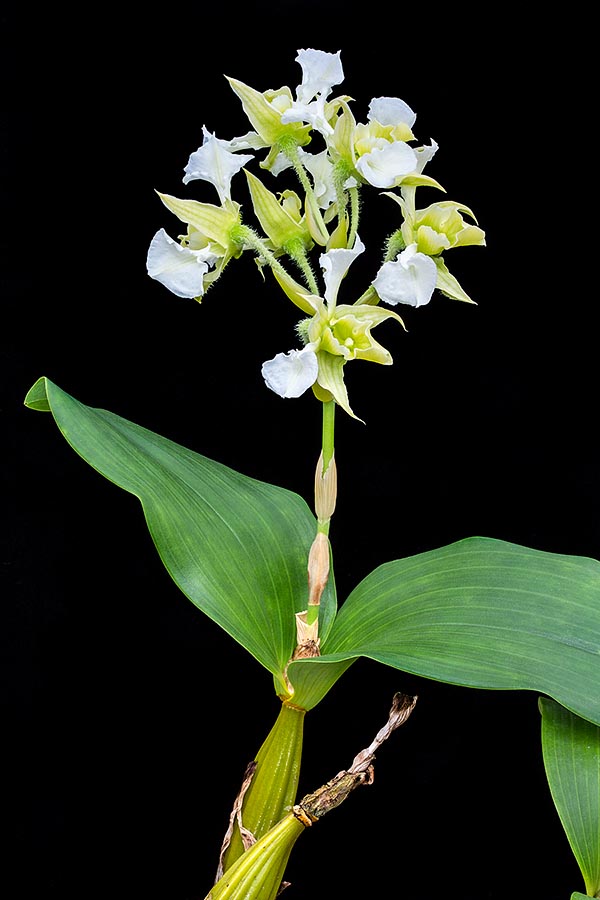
[334,95,436,190]
[372,243,438,307]
[262,236,404,419]
[146,228,220,299]
[261,237,365,401]
[183,126,253,203]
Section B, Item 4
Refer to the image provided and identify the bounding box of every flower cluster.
[147,49,485,418]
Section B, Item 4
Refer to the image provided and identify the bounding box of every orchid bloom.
[403,200,487,254]
[146,193,244,300]
[226,49,344,174]
[380,184,486,305]
[146,129,251,299]
[262,237,405,418]
[351,96,419,189]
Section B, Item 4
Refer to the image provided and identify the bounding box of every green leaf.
[287,654,356,711]
[24,377,337,693]
[23,377,51,410]
[292,537,600,720]
[540,697,600,898]
[25,380,600,723]
[571,894,592,899]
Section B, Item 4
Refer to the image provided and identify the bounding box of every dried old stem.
[294,692,417,823]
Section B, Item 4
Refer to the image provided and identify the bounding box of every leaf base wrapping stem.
[219,702,305,874]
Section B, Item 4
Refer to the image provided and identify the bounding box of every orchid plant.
[25,49,599,899]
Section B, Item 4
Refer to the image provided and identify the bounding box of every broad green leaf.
[287,654,356,711]
[25,379,600,722]
[540,697,600,897]
[292,537,600,721]
[24,377,337,693]
[571,894,591,899]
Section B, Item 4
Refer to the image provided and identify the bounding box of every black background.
[2,5,598,899]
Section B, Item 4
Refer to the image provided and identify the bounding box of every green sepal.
[399,173,446,191]
[316,353,361,422]
[272,267,319,315]
[226,77,311,149]
[244,169,310,250]
[157,192,242,253]
[434,256,477,303]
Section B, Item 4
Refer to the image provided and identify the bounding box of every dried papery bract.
[314,450,337,524]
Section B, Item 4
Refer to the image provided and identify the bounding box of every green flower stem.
[319,398,336,536]
[286,240,319,295]
[333,173,348,227]
[348,185,360,249]
[321,399,335,477]
[306,399,336,627]
[221,701,305,871]
[282,143,329,243]
[384,227,405,262]
[232,225,291,283]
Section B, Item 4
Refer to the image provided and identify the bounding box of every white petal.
[281,97,333,136]
[146,229,215,299]
[355,141,418,188]
[228,130,268,151]
[261,348,319,398]
[269,152,295,176]
[320,236,366,306]
[414,138,439,174]
[368,96,416,129]
[298,148,336,209]
[295,49,344,104]
[183,126,253,202]
[372,244,437,308]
